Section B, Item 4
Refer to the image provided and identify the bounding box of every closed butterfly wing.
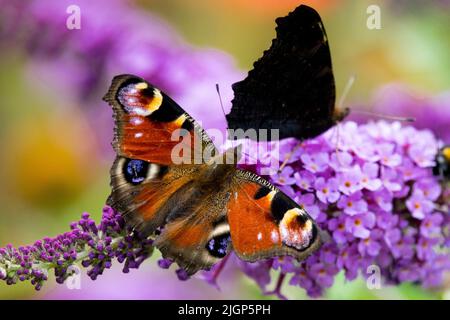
[227,5,346,140]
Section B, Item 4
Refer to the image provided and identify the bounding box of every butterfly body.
[104,74,323,275]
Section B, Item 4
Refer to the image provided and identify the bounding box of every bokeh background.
[0,0,449,299]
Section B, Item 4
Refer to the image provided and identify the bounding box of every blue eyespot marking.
[123,159,149,185]
[206,233,231,258]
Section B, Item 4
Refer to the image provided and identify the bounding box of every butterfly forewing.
[103,74,217,165]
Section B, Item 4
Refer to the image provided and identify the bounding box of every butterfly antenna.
[215,84,227,121]
[338,75,356,111]
[351,109,415,122]
[278,142,302,173]
[241,150,259,164]
[341,75,414,123]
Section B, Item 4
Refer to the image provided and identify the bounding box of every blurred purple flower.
[357,232,382,257]
[353,84,450,144]
[308,262,338,288]
[0,0,243,156]
[236,259,273,292]
[377,143,402,168]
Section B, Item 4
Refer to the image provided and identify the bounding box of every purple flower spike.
[0,206,153,291]
[176,268,190,281]
[157,258,173,269]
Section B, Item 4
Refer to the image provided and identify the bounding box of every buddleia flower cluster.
[0,208,153,290]
[211,120,449,298]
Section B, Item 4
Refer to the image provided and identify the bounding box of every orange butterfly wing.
[103,74,216,165]
[228,171,323,262]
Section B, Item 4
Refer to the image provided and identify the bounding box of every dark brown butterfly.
[103,74,324,275]
[226,5,348,140]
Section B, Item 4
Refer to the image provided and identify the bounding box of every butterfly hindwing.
[227,5,344,140]
[153,185,232,275]
[109,156,233,275]
[108,156,204,235]
[228,170,323,262]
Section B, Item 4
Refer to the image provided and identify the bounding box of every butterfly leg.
[278,142,302,173]
[263,271,288,300]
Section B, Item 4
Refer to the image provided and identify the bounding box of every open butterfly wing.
[228,170,323,261]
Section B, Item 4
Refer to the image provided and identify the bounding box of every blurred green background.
[0,0,449,299]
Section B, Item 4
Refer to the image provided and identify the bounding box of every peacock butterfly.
[226,4,348,141]
[103,4,335,275]
[103,74,324,275]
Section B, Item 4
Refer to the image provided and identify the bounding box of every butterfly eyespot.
[206,233,231,258]
[279,208,315,251]
[123,159,149,185]
[118,82,163,116]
